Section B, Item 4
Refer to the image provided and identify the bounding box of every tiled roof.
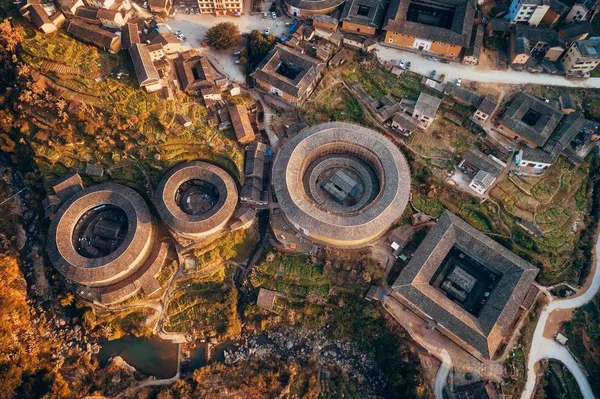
[250,44,325,99]
[67,19,119,49]
[559,22,592,41]
[174,51,213,92]
[499,92,563,147]
[415,92,442,118]
[477,95,497,115]
[155,161,238,239]
[392,211,539,358]
[384,0,476,47]
[340,0,387,29]
[229,104,256,143]
[122,22,140,50]
[462,148,504,177]
[129,43,160,87]
[445,83,484,106]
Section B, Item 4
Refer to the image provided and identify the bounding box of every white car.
[264,27,271,35]
[456,78,462,86]
[398,59,406,68]
[271,11,277,18]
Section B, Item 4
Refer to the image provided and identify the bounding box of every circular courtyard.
[47,183,154,287]
[272,122,411,248]
[155,161,238,239]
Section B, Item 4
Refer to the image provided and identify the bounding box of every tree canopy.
[205,22,242,50]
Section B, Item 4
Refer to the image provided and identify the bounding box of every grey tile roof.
[174,51,213,93]
[522,112,599,164]
[155,161,238,239]
[477,95,497,115]
[461,148,504,177]
[514,25,563,48]
[392,211,539,359]
[250,44,325,99]
[464,24,484,58]
[415,92,442,119]
[559,22,592,42]
[488,18,510,34]
[340,0,387,29]
[130,43,160,87]
[391,112,419,133]
[384,0,476,47]
[499,92,563,147]
[67,20,120,50]
[445,83,484,107]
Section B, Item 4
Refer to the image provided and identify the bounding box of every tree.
[205,22,241,50]
[246,30,278,69]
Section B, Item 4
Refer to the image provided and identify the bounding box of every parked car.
[456,77,462,86]
[263,12,268,18]
[439,73,446,82]
[265,27,271,34]
[430,70,436,79]
[398,59,406,68]
[272,11,277,18]
[427,56,439,62]
[194,8,199,14]
[440,59,450,64]
[270,2,276,11]
[405,61,411,70]
[233,51,241,56]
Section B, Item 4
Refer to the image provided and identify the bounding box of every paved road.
[434,350,452,399]
[521,234,600,399]
[375,44,600,88]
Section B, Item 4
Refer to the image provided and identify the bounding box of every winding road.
[522,234,600,399]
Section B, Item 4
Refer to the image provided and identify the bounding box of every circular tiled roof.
[284,0,344,11]
[155,161,238,239]
[273,122,411,248]
[47,183,154,287]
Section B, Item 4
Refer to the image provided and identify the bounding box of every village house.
[564,0,597,23]
[241,142,268,206]
[383,0,476,61]
[122,22,140,50]
[413,92,441,129]
[392,211,539,360]
[541,0,569,27]
[505,0,550,26]
[250,44,325,105]
[517,112,598,174]
[473,95,497,123]
[21,2,66,33]
[390,111,419,136]
[146,43,165,61]
[229,105,256,145]
[97,8,131,28]
[509,25,565,68]
[458,148,506,195]
[497,92,563,147]
[190,0,242,15]
[463,24,484,66]
[558,21,593,42]
[340,0,387,37]
[148,0,172,14]
[312,13,340,31]
[66,19,122,52]
[130,43,162,93]
[486,18,511,39]
[73,6,100,23]
[342,33,377,51]
[174,51,215,94]
[147,31,181,54]
[559,92,577,114]
[561,38,600,76]
[58,0,84,16]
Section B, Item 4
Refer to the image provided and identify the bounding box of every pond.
[96,335,178,379]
